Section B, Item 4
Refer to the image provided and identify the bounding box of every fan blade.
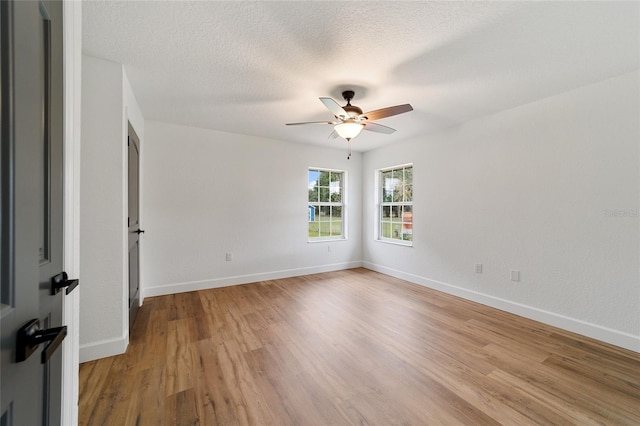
[364,122,396,134]
[320,97,349,119]
[286,121,335,126]
[360,104,413,121]
[328,129,339,139]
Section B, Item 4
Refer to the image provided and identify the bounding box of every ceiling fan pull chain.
[347,142,352,160]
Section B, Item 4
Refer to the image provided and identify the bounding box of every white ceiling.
[83,1,639,152]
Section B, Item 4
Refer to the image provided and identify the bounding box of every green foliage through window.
[308,169,345,239]
[379,165,413,244]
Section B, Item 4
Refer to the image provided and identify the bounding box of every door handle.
[50,271,79,295]
[16,319,67,363]
[135,229,145,234]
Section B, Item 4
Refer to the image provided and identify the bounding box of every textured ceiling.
[83,1,639,152]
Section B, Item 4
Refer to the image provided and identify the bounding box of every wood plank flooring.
[79,268,640,425]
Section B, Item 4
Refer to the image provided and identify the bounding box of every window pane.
[382,171,393,202]
[393,189,402,202]
[319,220,332,236]
[308,221,319,238]
[393,169,403,203]
[392,223,402,239]
[308,169,319,202]
[382,187,391,202]
[404,184,413,202]
[331,190,341,203]
[319,171,330,185]
[319,187,330,202]
[320,205,331,219]
[381,221,391,238]
[404,167,413,185]
[308,187,318,202]
[392,176,403,201]
[402,205,413,239]
[382,205,391,219]
[332,206,342,219]
[331,220,342,237]
[331,172,343,203]
[389,176,399,190]
[391,205,401,222]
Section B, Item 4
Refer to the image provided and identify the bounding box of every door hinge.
[128,217,130,227]
[127,136,130,146]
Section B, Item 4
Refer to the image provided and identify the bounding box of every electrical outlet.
[226,253,233,261]
[510,269,520,282]
[328,245,332,253]
[474,263,483,273]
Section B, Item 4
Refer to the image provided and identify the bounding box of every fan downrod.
[342,90,355,105]
[341,90,363,115]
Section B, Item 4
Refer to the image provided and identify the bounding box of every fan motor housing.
[343,105,363,116]
[342,90,362,116]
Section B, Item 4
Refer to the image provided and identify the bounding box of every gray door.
[128,123,142,330]
[1,1,67,425]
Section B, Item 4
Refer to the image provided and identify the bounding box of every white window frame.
[377,163,413,246]
[308,167,347,242]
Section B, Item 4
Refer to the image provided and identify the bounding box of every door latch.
[16,319,67,363]
[50,271,79,295]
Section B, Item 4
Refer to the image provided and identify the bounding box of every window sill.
[308,237,347,243]
[376,238,413,247]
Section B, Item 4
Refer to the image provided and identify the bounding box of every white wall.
[124,76,144,140]
[363,71,640,352]
[141,121,362,297]
[80,55,144,361]
[80,56,124,359]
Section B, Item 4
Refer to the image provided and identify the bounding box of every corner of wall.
[79,333,129,363]
[360,72,640,354]
[363,261,640,353]
[142,261,364,299]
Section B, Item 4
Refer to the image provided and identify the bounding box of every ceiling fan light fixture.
[334,122,364,141]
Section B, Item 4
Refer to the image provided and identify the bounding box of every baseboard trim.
[363,262,639,353]
[79,335,128,363]
[142,261,363,299]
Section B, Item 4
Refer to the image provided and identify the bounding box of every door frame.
[61,2,81,425]
[127,122,141,330]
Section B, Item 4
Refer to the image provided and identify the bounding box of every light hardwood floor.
[79,268,640,425]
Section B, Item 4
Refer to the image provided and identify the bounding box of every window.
[308,168,345,240]
[379,164,413,245]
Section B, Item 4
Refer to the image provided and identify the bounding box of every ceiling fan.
[286,90,413,159]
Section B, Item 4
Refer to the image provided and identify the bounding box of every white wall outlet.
[510,269,520,282]
[226,253,233,261]
[328,245,332,253]
[474,263,483,273]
